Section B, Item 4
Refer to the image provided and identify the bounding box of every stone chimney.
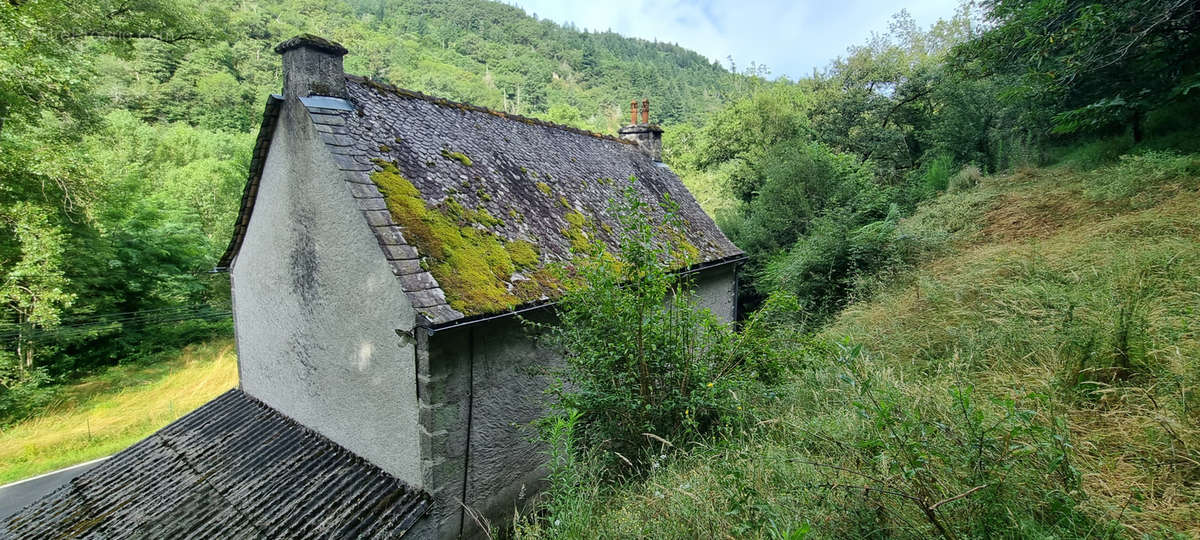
[618,98,663,162]
[275,34,349,100]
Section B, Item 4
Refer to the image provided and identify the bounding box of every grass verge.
[0,339,237,485]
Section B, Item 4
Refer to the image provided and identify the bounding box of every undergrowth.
[513,152,1200,538]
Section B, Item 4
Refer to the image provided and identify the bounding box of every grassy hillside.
[0,340,237,485]
[519,152,1200,538]
[823,154,1200,535]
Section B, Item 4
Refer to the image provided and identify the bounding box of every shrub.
[918,154,956,194]
[0,364,52,426]
[511,410,604,539]
[733,292,807,384]
[539,183,750,470]
[947,164,982,192]
[1083,150,1200,204]
[761,207,904,324]
[1054,136,1134,170]
[731,141,886,258]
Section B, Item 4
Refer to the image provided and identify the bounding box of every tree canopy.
[958,0,1200,140]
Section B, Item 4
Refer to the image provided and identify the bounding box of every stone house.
[3,35,743,539]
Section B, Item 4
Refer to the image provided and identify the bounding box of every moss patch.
[442,198,502,228]
[440,148,473,167]
[661,224,701,265]
[536,182,552,196]
[505,240,540,269]
[512,268,564,303]
[562,210,597,252]
[371,161,517,315]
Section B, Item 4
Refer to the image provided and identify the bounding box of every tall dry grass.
[515,154,1200,538]
[0,339,237,485]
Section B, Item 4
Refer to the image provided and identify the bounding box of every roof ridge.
[346,74,636,146]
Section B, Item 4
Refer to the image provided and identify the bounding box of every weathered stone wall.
[230,98,422,487]
[412,264,737,539]
[411,310,557,540]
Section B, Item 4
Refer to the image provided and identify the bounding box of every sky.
[505,0,963,80]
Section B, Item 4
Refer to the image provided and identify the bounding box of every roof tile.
[216,77,741,325]
[2,389,429,539]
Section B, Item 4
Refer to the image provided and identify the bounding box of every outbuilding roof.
[2,389,429,539]
[218,75,742,325]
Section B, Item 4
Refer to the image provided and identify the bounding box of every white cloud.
[506,0,962,79]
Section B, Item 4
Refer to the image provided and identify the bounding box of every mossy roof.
[220,76,742,325]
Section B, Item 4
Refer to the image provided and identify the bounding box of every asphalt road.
[0,458,108,520]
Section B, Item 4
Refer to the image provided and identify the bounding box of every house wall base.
[412,264,737,539]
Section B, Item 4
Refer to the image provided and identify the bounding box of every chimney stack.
[618,97,664,162]
[275,34,349,100]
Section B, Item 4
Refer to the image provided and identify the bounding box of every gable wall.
[230,99,422,486]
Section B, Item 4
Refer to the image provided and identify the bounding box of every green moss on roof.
[564,211,587,229]
[440,148,472,167]
[371,161,519,315]
[513,268,564,303]
[363,158,707,317]
[660,223,700,266]
[441,198,501,228]
[474,208,502,227]
[562,210,595,253]
[505,240,539,269]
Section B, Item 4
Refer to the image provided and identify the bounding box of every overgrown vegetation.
[532,186,763,470]
[509,6,1200,530]
[516,149,1200,540]
[666,1,1200,330]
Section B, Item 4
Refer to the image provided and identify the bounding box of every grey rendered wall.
[693,263,738,323]
[413,264,737,539]
[229,98,422,486]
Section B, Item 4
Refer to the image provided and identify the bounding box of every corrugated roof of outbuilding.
[2,389,429,539]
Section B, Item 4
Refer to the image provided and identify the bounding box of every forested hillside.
[0,0,740,422]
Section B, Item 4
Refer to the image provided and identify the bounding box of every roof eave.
[423,252,747,334]
[213,94,286,273]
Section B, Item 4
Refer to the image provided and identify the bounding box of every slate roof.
[2,389,430,539]
[218,76,743,326]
